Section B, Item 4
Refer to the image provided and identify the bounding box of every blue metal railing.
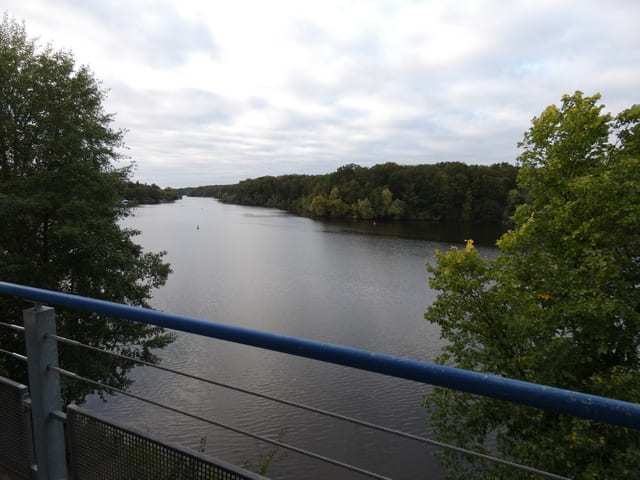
[1,280,639,431]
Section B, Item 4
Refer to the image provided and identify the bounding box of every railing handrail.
[1,280,639,431]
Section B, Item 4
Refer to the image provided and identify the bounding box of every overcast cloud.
[4,0,640,187]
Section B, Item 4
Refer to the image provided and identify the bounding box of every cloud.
[56,0,219,67]
[3,0,640,187]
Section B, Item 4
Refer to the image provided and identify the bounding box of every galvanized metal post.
[24,305,67,480]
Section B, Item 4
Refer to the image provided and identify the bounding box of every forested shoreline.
[182,161,522,223]
[122,181,182,205]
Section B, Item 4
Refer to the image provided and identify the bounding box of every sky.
[4,1,640,187]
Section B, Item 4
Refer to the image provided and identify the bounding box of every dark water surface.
[84,197,502,479]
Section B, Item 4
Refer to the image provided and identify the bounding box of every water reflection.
[319,217,507,247]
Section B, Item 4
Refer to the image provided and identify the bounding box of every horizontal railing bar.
[46,333,568,479]
[0,321,25,331]
[0,347,27,362]
[50,410,66,422]
[49,333,441,441]
[1,281,639,431]
[49,365,393,480]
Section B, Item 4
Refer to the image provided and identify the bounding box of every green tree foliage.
[0,16,174,403]
[187,161,520,223]
[123,181,182,204]
[423,92,640,479]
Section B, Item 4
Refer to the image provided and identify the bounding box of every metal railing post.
[24,305,67,480]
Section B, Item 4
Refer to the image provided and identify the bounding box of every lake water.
[84,196,502,479]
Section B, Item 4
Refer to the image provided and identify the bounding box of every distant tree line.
[122,181,182,205]
[183,162,522,223]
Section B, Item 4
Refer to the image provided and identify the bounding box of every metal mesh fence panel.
[66,405,267,480]
[0,376,31,479]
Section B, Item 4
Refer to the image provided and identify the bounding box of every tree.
[0,16,174,403]
[309,194,328,216]
[424,92,640,479]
